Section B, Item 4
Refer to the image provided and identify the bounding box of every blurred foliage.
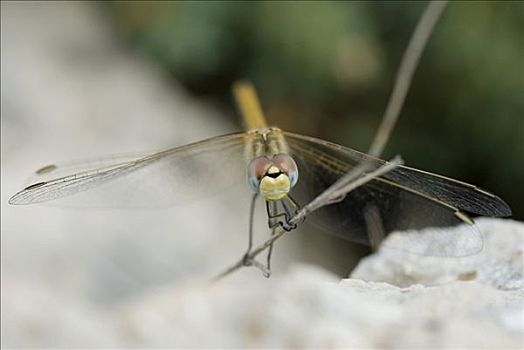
[105,1,524,219]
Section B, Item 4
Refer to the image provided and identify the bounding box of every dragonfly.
[9,82,511,268]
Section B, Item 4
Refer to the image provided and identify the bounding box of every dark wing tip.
[473,186,512,217]
[22,181,47,191]
[487,195,512,217]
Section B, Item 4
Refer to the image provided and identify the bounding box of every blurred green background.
[104,1,523,219]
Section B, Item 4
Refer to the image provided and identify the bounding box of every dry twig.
[368,0,448,158]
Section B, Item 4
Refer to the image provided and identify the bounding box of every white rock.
[351,218,524,290]
[2,275,119,348]
[112,218,523,348]
[115,265,523,349]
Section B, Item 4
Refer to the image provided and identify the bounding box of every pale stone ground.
[116,219,524,348]
[2,2,523,349]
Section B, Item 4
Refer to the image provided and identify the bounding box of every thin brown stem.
[367,1,448,158]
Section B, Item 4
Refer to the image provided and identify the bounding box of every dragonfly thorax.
[247,154,298,201]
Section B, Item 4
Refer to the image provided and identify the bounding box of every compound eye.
[247,157,272,192]
[248,176,260,193]
[272,154,299,187]
[288,169,298,188]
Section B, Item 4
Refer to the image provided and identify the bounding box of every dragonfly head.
[248,154,298,201]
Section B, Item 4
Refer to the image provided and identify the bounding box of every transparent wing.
[9,133,248,208]
[284,132,510,257]
[285,132,511,217]
[24,152,151,185]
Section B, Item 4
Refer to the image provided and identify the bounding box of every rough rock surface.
[352,218,524,291]
[113,218,524,349]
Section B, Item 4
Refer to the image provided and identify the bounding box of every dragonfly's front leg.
[242,194,302,277]
[263,195,302,276]
[266,195,301,231]
[242,193,272,278]
[242,193,258,266]
[265,226,278,275]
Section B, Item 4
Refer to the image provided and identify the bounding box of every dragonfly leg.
[241,193,274,277]
[266,195,301,232]
[242,193,258,266]
[265,226,278,277]
[285,194,302,227]
[249,259,271,277]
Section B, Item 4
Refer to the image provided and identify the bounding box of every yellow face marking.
[260,173,291,201]
[267,166,280,175]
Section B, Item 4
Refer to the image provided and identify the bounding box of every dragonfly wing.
[24,152,151,185]
[284,132,492,257]
[382,166,511,217]
[284,132,511,217]
[9,133,248,208]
